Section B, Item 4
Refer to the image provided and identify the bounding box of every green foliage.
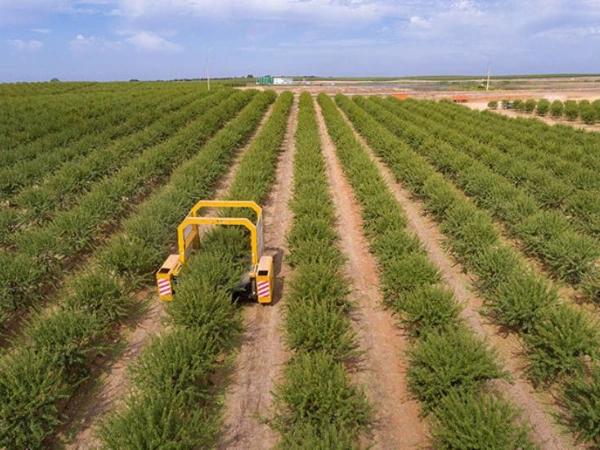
[470,246,521,294]
[513,99,524,111]
[562,366,600,445]
[440,202,499,263]
[526,305,600,385]
[524,99,536,113]
[277,422,361,450]
[1,89,256,326]
[550,100,564,117]
[272,352,371,444]
[286,267,356,360]
[407,328,505,409]
[99,90,290,445]
[380,253,442,301]
[399,286,462,337]
[328,94,541,443]
[488,273,558,333]
[25,309,105,378]
[0,90,279,446]
[14,91,222,225]
[488,100,498,109]
[536,98,550,116]
[432,390,537,450]
[580,103,596,124]
[0,349,69,450]
[131,327,222,396]
[564,100,579,120]
[337,93,600,446]
[274,92,368,444]
[64,271,129,322]
[517,211,600,284]
[99,390,220,450]
[593,99,600,120]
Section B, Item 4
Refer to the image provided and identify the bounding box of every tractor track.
[316,102,429,449]
[217,96,297,450]
[337,105,581,450]
[63,102,278,450]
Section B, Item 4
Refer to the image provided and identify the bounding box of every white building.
[273,77,294,85]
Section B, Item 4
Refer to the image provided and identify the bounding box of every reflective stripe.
[257,280,270,298]
[158,279,172,295]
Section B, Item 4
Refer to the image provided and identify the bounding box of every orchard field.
[1,81,600,450]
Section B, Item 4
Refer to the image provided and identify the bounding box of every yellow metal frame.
[176,200,264,266]
[157,200,268,303]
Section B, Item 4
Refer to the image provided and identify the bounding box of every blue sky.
[1,0,599,82]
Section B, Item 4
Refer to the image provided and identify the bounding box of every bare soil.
[217,96,297,450]
[316,103,429,449]
[336,106,581,450]
[64,103,278,450]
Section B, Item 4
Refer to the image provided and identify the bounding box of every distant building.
[273,77,294,85]
[257,75,274,85]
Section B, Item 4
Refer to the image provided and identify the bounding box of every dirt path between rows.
[316,103,428,449]
[64,102,278,450]
[217,96,297,450]
[336,106,581,450]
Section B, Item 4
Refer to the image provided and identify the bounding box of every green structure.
[257,75,274,86]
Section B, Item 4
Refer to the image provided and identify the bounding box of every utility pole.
[206,56,211,91]
[486,62,491,91]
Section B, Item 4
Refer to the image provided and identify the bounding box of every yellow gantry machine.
[156,200,274,304]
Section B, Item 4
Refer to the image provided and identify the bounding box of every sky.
[0,0,599,82]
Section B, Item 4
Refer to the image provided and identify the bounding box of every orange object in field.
[393,93,409,100]
[451,95,469,103]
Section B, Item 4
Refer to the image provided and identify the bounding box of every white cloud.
[409,16,431,28]
[31,28,52,34]
[70,33,122,52]
[114,0,397,24]
[124,31,182,52]
[7,39,43,50]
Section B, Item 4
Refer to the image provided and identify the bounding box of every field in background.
[1,80,600,449]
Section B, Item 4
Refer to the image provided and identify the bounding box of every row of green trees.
[422,98,600,238]
[0,81,199,157]
[455,98,600,175]
[271,92,371,447]
[489,98,600,124]
[325,93,538,448]
[0,90,254,333]
[0,91,222,246]
[0,90,277,449]
[345,94,600,446]
[99,91,291,448]
[372,97,600,299]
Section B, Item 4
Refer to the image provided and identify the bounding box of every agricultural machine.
[156,200,274,304]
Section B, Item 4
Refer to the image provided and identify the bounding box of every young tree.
[488,100,498,110]
[514,99,525,111]
[524,99,537,113]
[592,100,600,120]
[550,100,564,118]
[536,99,550,116]
[580,104,596,124]
[564,100,579,121]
